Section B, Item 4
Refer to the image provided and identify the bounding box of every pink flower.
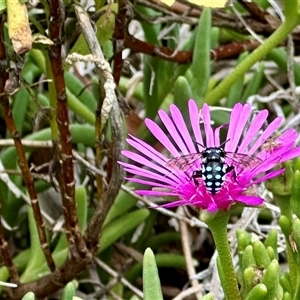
[120,100,300,212]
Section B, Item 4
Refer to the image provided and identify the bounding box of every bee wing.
[225,152,263,170]
[166,153,202,171]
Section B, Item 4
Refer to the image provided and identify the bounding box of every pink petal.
[276,129,297,143]
[129,134,168,162]
[251,169,285,184]
[214,124,228,147]
[238,110,268,153]
[126,138,168,165]
[247,116,283,155]
[136,190,178,196]
[170,104,196,153]
[159,109,189,154]
[159,199,192,208]
[235,195,264,205]
[225,103,251,152]
[121,150,171,175]
[120,162,182,185]
[189,100,204,148]
[279,146,300,162]
[201,104,214,147]
[125,177,172,188]
[145,118,180,157]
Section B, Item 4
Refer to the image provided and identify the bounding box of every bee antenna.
[192,139,230,149]
[192,139,205,148]
[220,139,231,148]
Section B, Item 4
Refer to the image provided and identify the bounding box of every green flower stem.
[285,241,299,295]
[274,194,293,220]
[205,213,241,300]
[205,0,300,105]
[275,194,299,292]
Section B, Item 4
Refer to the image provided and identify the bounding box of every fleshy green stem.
[204,213,241,300]
[274,194,293,220]
[275,194,299,293]
[205,0,300,105]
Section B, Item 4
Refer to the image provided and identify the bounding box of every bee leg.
[227,166,242,186]
[226,166,234,174]
[191,170,202,186]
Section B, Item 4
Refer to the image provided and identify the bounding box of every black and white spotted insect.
[166,143,262,195]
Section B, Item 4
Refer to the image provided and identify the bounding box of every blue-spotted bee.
[166,142,262,195]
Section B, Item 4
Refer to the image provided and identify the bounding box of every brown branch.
[0,14,55,276]
[211,40,261,60]
[0,206,19,284]
[0,18,20,283]
[237,0,268,23]
[146,0,277,36]
[95,107,105,201]
[113,0,129,85]
[0,95,56,274]
[2,248,89,299]
[47,0,88,258]
[124,32,260,63]
[124,32,192,63]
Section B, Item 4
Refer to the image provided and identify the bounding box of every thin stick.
[0,95,56,273]
[48,0,88,258]
[178,207,202,299]
[94,257,144,299]
[0,203,19,284]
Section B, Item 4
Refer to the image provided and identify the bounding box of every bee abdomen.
[202,162,227,194]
